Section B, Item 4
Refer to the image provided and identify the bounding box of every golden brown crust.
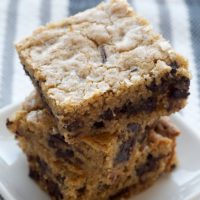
[15,0,190,139]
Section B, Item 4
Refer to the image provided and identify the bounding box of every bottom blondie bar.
[7,98,179,199]
[15,126,177,200]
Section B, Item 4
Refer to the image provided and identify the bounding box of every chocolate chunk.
[27,155,35,162]
[114,136,135,164]
[120,101,138,115]
[130,67,138,72]
[6,119,13,127]
[56,149,83,165]
[146,79,158,92]
[127,123,140,133]
[56,175,65,184]
[101,108,115,120]
[159,77,170,92]
[147,79,168,93]
[136,154,158,177]
[170,163,176,170]
[169,77,190,99]
[93,121,105,129]
[56,149,74,159]
[46,179,63,200]
[170,89,190,99]
[99,45,107,63]
[77,187,86,195]
[36,157,48,173]
[117,97,156,117]
[142,97,157,112]
[15,131,22,137]
[29,168,40,181]
[147,73,178,93]
[170,61,178,74]
[65,120,84,132]
[48,134,66,148]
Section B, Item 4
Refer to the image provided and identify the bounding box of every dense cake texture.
[15,0,190,139]
[21,137,177,200]
[8,114,178,200]
[7,92,180,199]
[7,92,180,174]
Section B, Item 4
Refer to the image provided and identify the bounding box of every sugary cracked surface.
[16,0,190,137]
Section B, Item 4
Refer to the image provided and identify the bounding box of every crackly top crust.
[16,0,189,114]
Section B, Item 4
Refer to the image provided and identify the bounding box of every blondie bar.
[7,92,179,175]
[8,116,178,200]
[15,0,190,140]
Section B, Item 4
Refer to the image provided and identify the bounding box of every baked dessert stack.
[7,92,180,200]
[7,0,190,199]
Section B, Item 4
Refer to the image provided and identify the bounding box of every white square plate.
[0,104,200,200]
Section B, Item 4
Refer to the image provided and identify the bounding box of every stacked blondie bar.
[7,0,190,199]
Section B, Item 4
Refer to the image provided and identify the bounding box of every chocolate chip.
[15,131,22,136]
[170,163,176,170]
[170,61,178,74]
[146,79,158,92]
[117,97,157,117]
[36,157,48,173]
[136,154,158,177]
[48,134,66,148]
[170,89,189,99]
[56,175,65,184]
[170,89,190,99]
[93,121,105,129]
[46,179,63,200]
[99,45,107,63]
[127,123,140,133]
[6,119,13,127]
[29,168,40,181]
[169,77,190,99]
[120,101,138,115]
[65,120,84,132]
[114,136,135,164]
[27,155,35,162]
[142,97,157,112]
[147,79,168,93]
[77,187,86,195]
[101,108,115,120]
[56,149,74,159]
[130,67,138,72]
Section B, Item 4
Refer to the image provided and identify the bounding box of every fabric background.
[0,0,199,133]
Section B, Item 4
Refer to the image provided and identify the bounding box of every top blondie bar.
[16,0,190,139]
